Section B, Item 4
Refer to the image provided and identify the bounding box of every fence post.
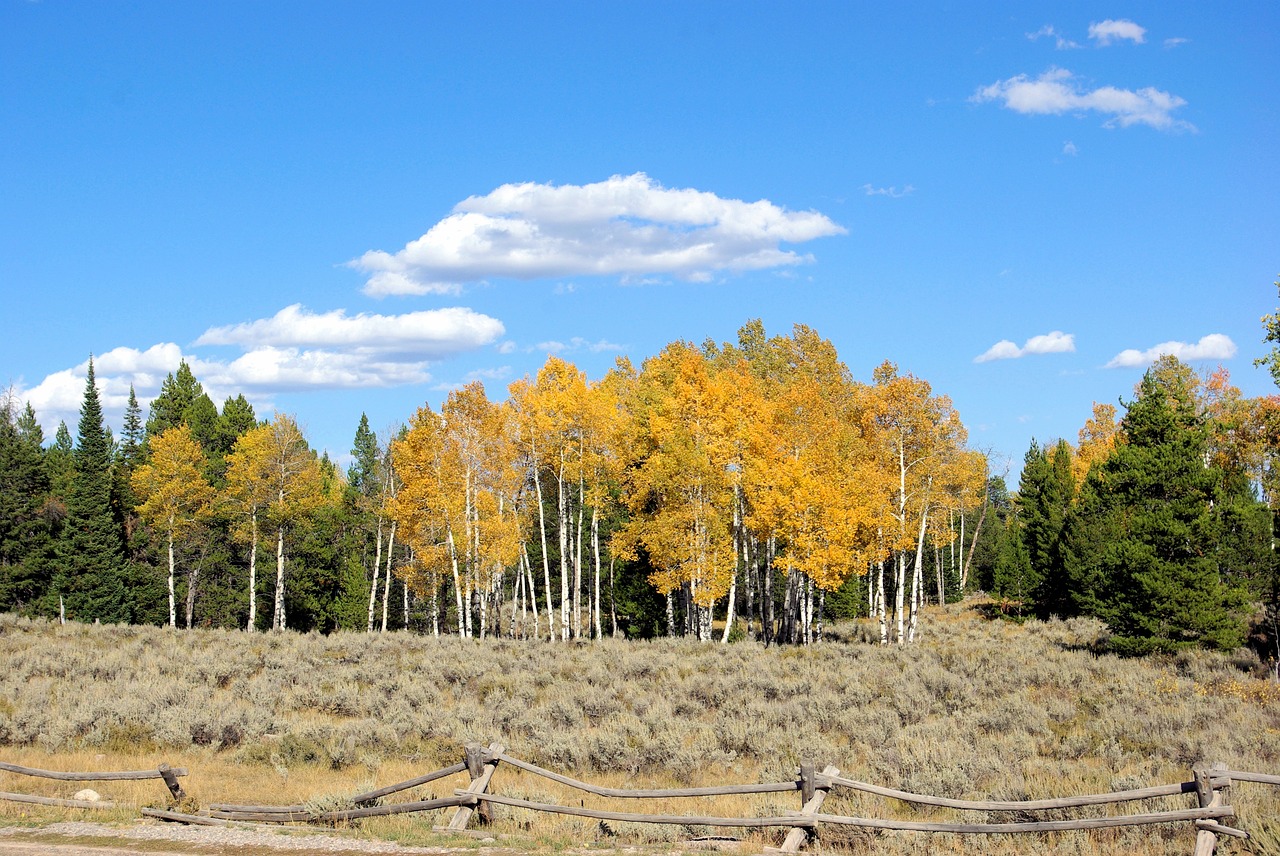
[1192,762,1229,856]
[445,742,503,831]
[772,764,838,854]
[157,764,185,801]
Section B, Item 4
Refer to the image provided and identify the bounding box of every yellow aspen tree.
[1072,402,1120,485]
[861,361,967,644]
[260,413,325,630]
[510,356,589,639]
[224,423,275,631]
[388,405,454,632]
[508,376,555,640]
[131,424,214,628]
[743,326,888,643]
[616,343,737,640]
[933,447,987,599]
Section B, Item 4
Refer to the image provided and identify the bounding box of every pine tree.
[120,386,145,467]
[146,360,204,441]
[1068,367,1249,654]
[213,395,257,457]
[56,359,127,622]
[46,421,75,501]
[1016,439,1075,617]
[0,396,56,611]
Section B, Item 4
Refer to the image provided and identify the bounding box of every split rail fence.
[3,745,1278,854]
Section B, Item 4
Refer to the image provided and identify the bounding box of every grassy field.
[1,601,1278,854]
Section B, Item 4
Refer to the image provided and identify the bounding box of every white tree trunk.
[166,518,176,628]
[907,484,931,643]
[591,507,601,640]
[273,525,286,630]
[447,527,466,637]
[532,461,555,641]
[366,516,383,632]
[247,510,258,632]
[894,552,906,645]
[573,474,583,639]
[558,458,569,641]
[381,519,396,632]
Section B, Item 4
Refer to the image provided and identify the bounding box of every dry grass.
[1,601,1278,854]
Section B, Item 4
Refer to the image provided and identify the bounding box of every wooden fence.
[0,759,186,808]
[4,746,1278,854]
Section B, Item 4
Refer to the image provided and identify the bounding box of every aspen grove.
[0,322,987,644]
[6,316,1275,653]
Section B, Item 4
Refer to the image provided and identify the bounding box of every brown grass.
[1,601,1277,854]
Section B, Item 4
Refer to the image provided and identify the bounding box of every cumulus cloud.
[1105,334,1237,368]
[14,304,505,435]
[195,304,503,359]
[351,173,846,296]
[862,183,916,198]
[972,67,1192,130]
[975,331,1076,363]
[1062,140,1079,156]
[1088,19,1146,46]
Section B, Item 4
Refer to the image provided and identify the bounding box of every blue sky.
[3,1,1277,478]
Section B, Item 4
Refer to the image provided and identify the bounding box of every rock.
[73,789,101,802]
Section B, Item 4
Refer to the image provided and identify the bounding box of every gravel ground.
[0,820,510,855]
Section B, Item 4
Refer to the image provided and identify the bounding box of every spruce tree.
[119,385,145,467]
[348,413,380,496]
[0,397,56,611]
[46,421,75,500]
[55,359,128,622]
[1007,440,1074,616]
[1068,367,1248,654]
[146,360,203,440]
[212,395,257,457]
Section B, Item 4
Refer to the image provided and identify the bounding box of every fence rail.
[2,746,1273,853]
[0,760,186,806]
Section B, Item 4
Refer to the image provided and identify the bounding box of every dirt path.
[0,821,505,856]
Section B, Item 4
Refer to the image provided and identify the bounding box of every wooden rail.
[6,748,1275,853]
[0,760,187,805]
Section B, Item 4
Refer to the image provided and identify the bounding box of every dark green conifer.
[1067,367,1248,653]
[0,398,56,611]
[55,359,127,623]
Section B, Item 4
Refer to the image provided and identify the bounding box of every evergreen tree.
[348,413,380,496]
[213,395,257,456]
[55,359,127,622]
[969,475,1011,592]
[186,393,219,452]
[0,396,56,611]
[991,505,1034,613]
[46,421,75,501]
[1017,439,1075,617]
[1067,367,1249,654]
[120,386,145,467]
[146,360,203,441]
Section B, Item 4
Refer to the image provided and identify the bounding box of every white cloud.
[529,337,626,356]
[350,173,846,296]
[1163,37,1189,49]
[15,304,505,435]
[1105,334,1238,368]
[972,67,1192,130]
[975,331,1076,363]
[862,183,916,198]
[1027,24,1081,50]
[1062,140,1079,156]
[1089,19,1146,46]
[195,304,503,359]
